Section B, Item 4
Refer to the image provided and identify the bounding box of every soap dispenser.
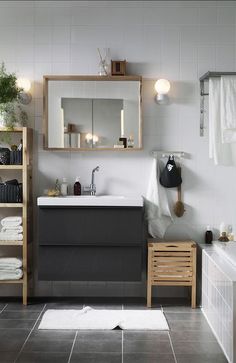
[60,178,68,196]
[205,225,213,244]
[74,177,81,196]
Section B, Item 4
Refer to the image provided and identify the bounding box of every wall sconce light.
[17,77,32,105]
[154,79,170,104]
[85,133,99,145]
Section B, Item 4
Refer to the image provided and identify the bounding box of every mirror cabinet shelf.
[43,75,142,151]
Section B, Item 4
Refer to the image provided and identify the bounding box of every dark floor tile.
[124,340,172,354]
[162,305,201,313]
[5,303,45,312]
[0,329,29,351]
[23,338,73,353]
[172,341,223,355]
[0,319,35,329]
[30,329,76,340]
[45,302,84,310]
[73,339,121,353]
[0,311,40,320]
[176,353,228,363]
[70,353,122,363]
[0,351,19,362]
[165,312,206,322]
[76,331,122,341]
[169,319,212,332]
[123,353,175,363]
[16,352,69,363]
[170,329,216,342]
[124,331,169,341]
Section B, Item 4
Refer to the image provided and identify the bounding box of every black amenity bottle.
[74,177,81,196]
[205,225,213,244]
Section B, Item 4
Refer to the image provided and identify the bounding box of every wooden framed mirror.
[43,75,142,151]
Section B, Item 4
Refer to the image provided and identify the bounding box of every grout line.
[13,304,46,363]
[121,330,124,363]
[0,303,8,314]
[168,331,177,363]
[68,331,78,363]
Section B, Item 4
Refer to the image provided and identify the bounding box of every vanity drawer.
[38,246,142,281]
[39,207,144,245]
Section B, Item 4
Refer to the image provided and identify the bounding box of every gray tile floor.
[0,299,228,363]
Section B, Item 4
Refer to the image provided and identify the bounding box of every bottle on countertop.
[74,177,81,196]
[60,178,68,196]
[205,225,213,244]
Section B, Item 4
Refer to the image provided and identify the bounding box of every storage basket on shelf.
[0,180,22,203]
[10,151,22,165]
[147,240,197,308]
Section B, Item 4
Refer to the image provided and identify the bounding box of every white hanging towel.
[143,158,173,239]
[209,78,232,165]
[221,76,236,143]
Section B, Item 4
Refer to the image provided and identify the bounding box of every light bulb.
[154,79,170,95]
[17,77,31,92]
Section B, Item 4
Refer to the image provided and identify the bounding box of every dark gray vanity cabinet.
[38,207,146,282]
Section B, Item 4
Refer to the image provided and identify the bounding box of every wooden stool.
[147,240,197,308]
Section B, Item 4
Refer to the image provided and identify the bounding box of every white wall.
[0,0,236,297]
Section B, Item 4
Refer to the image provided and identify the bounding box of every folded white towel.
[1,226,23,233]
[0,233,23,241]
[1,216,22,227]
[143,158,173,239]
[221,76,236,143]
[209,78,232,165]
[0,269,23,280]
[0,257,22,269]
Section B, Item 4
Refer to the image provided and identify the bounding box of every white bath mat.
[38,306,169,330]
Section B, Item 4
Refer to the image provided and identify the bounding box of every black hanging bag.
[160,155,182,188]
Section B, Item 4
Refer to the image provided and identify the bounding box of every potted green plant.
[0,62,28,129]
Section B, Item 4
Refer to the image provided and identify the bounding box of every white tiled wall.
[0,0,236,297]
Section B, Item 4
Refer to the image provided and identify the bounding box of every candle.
[121,109,124,137]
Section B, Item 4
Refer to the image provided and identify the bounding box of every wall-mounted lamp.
[85,133,99,145]
[154,79,170,104]
[17,77,32,105]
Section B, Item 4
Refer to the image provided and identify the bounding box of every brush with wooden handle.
[173,167,185,217]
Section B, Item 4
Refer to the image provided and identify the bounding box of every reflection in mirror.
[45,77,142,150]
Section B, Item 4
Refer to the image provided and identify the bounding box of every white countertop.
[37,195,143,207]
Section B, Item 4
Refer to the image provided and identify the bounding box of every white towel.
[209,78,232,165]
[221,76,236,143]
[1,226,23,233]
[0,233,23,241]
[143,158,173,239]
[0,257,22,269]
[0,269,23,280]
[1,216,22,227]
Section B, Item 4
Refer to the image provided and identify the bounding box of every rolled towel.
[1,216,22,227]
[1,226,23,233]
[0,258,22,269]
[0,233,23,241]
[0,269,23,280]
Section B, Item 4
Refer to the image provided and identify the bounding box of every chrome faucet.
[84,166,100,195]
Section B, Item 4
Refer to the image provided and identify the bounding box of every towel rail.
[199,71,236,137]
[151,150,185,159]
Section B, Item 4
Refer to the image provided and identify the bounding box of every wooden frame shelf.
[0,203,23,208]
[0,279,23,284]
[0,241,23,246]
[0,165,23,170]
[0,127,32,304]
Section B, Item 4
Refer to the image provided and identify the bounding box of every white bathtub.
[202,242,236,363]
[214,241,236,268]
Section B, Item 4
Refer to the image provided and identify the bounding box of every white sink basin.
[37,195,143,207]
